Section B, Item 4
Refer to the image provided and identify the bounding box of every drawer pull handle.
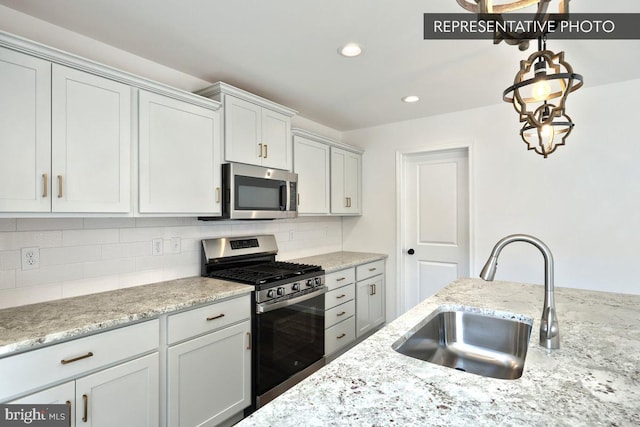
[264,144,268,158]
[369,267,377,272]
[61,351,94,365]
[337,311,346,317]
[215,187,221,203]
[336,277,346,282]
[336,294,346,299]
[258,143,263,158]
[82,394,88,422]
[42,173,48,198]
[206,313,225,321]
[337,333,346,339]
[57,175,63,198]
[246,332,252,350]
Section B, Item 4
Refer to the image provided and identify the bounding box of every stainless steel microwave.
[201,163,298,220]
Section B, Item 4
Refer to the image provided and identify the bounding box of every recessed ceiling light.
[338,43,362,57]
[402,95,420,103]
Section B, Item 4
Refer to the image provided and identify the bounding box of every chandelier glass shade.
[520,103,574,157]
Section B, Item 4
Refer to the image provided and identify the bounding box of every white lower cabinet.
[167,295,251,427]
[3,320,160,427]
[355,260,386,338]
[324,268,357,357]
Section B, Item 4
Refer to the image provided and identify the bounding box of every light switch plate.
[152,239,163,256]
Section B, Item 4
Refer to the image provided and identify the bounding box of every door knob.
[407,249,415,255]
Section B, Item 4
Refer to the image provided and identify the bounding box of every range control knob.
[277,287,286,296]
[292,283,300,291]
[306,279,314,287]
[267,289,276,298]
[314,277,322,286]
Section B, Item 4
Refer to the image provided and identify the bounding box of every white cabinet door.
[75,353,159,427]
[138,90,222,215]
[51,64,131,213]
[9,382,75,425]
[168,321,251,427]
[293,136,330,214]
[356,275,385,338]
[224,94,261,165]
[0,47,51,212]
[261,108,291,170]
[330,147,361,215]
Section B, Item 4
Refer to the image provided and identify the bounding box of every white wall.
[344,78,640,320]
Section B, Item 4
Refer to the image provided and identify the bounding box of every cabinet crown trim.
[197,81,297,117]
[293,128,363,154]
[0,30,221,111]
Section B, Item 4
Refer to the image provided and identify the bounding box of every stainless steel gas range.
[201,235,326,410]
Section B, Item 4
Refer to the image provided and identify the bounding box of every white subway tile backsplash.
[0,284,62,310]
[0,250,20,270]
[0,270,15,290]
[63,229,119,247]
[0,219,17,232]
[17,218,83,231]
[0,216,343,308]
[40,245,102,266]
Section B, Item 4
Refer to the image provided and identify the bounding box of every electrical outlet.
[21,247,40,270]
[152,239,163,256]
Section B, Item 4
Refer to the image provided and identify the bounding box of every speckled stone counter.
[287,251,387,273]
[238,278,640,427]
[0,277,252,357]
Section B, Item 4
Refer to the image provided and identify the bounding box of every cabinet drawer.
[325,283,355,310]
[325,268,355,291]
[356,260,385,281]
[168,294,250,345]
[0,320,158,402]
[325,300,355,329]
[325,316,356,356]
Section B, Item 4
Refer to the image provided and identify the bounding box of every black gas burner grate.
[208,261,321,285]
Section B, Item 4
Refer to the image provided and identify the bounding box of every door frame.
[395,141,475,316]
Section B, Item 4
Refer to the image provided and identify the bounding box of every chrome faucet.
[480,234,560,350]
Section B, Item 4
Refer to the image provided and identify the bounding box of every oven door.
[254,289,325,400]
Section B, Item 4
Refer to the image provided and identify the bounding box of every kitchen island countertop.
[238,278,640,426]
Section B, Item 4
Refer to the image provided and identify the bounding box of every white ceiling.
[1,0,639,131]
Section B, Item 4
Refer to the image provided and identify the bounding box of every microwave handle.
[280,182,287,211]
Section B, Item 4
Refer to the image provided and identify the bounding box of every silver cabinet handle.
[258,143,263,158]
[57,175,63,198]
[42,173,48,198]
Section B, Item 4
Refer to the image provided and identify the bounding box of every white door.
[0,47,51,212]
[75,353,159,427]
[402,148,469,311]
[224,94,261,165]
[138,90,222,214]
[261,108,291,170]
[9,382,75,425]
[293,136,330,214]
[51,64,131,213]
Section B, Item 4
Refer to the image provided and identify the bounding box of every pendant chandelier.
[503,36,583,158]
[455,0,583,158]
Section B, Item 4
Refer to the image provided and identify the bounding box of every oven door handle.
[256,287,327,314]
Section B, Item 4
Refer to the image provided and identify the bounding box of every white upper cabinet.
[197,82,296,171]
[293,132,331,215]
[51,64,131,213]
[0,47,51,212]
[331,146,362,215]
[138,90,222,215]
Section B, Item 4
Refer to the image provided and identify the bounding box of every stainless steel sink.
[393,307,532,380]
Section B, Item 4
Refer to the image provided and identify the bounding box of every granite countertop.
[239,278,640,427]
[287,251,387,273]
[0,277,252,357]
